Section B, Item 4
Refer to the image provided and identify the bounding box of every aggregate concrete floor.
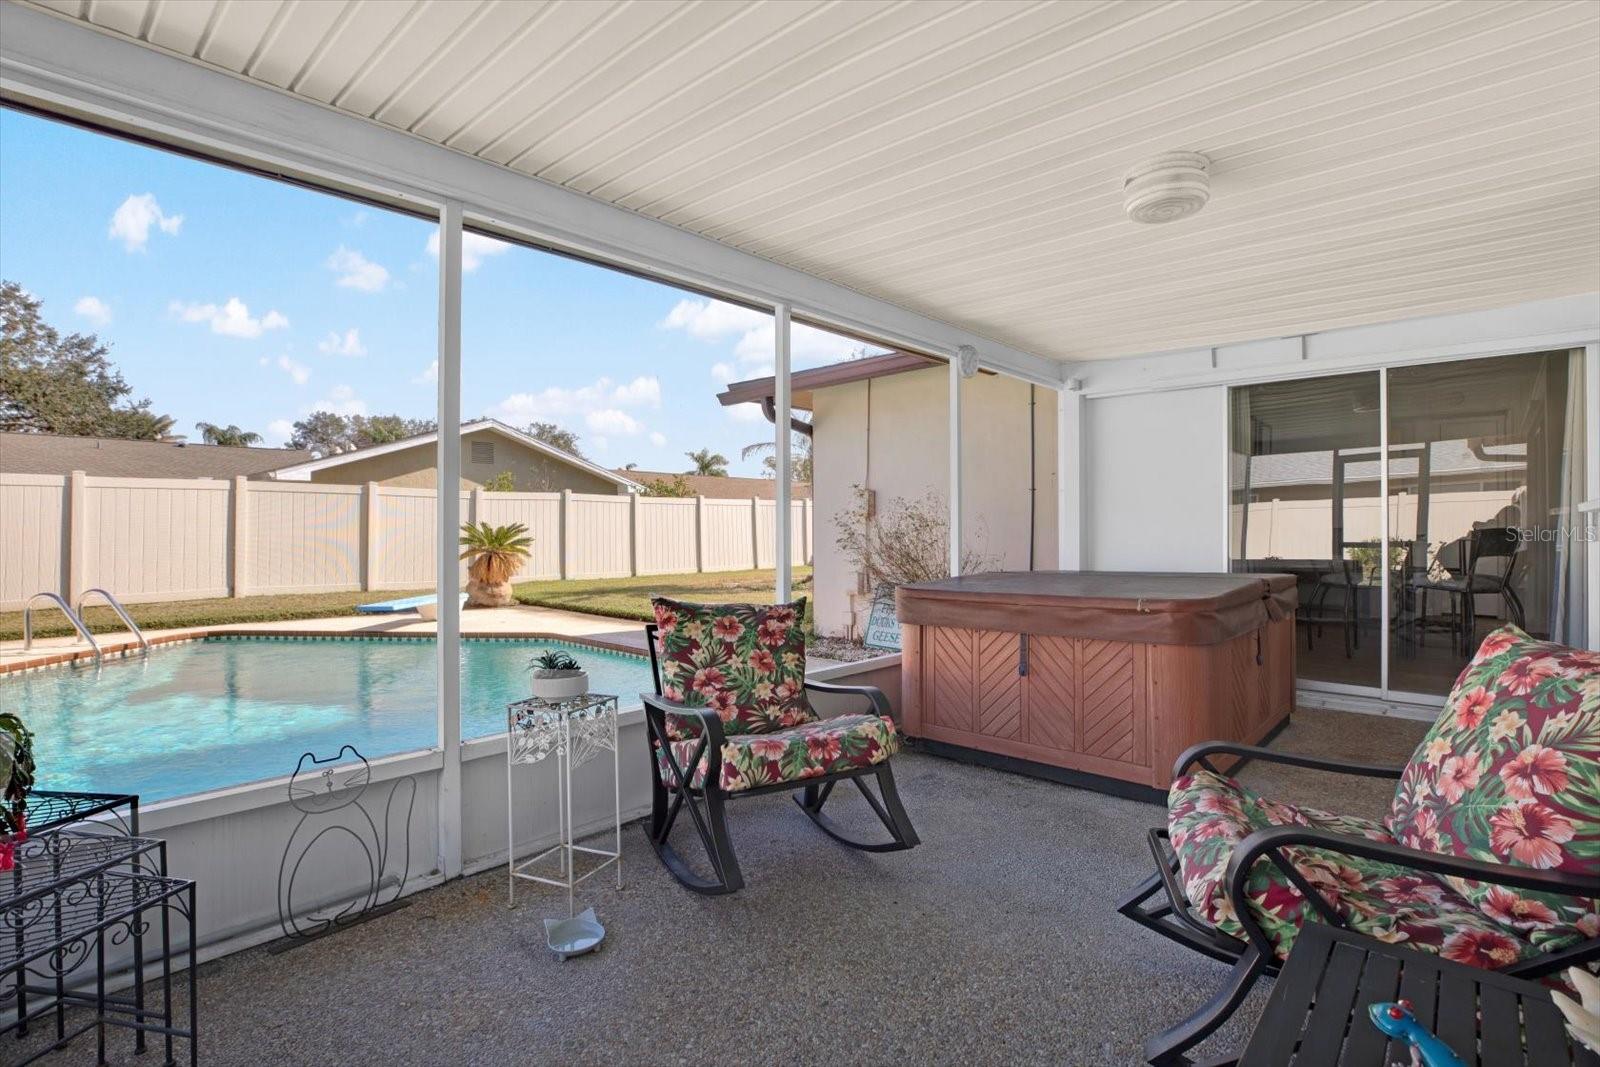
[14,708,1427,1067]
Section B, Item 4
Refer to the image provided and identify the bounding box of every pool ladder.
[22,588,149,665]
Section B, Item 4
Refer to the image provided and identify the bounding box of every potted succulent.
[0,712,36,873]
[530,649,589,701]
[458,521,532,608]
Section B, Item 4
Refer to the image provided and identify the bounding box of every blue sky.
[0,108,873,476]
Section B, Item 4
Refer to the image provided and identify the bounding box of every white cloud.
[413,360,438,385]
[649,431,667,448]
[726,403,766,423]
[74,296,112,325]
[659,297,869,371]
[267,419,296,446]
[109,193,183,252]
[326,246,390,292]
[425,231,511,272]
[276,355,311,385]
[658,298,766,341]
[169,297,288,339]
[313,385,366,417]
[317,328,366,357]
[488,375,661,425]
[586,409,642,435]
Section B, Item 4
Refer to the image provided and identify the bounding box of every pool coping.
[0,627,650,675]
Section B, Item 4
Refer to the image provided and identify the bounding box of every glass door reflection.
[1387,350,1588,697]
[1230,372,1383,689]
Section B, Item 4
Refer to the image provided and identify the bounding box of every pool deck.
[0,604,654,673]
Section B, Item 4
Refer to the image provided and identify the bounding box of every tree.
[685,448,729,477]
[196,422,263,447]
[287,412,350,455]
[287,411,436,455]
[482,470,516,492]
[525,421,582,456]
[641,473,693,497]
[0,281,173,438]
[742,415,813,482]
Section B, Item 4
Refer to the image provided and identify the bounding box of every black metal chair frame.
[1302,558,1360,659]
[641,621,919,895]
[1118,741,1600,1066]
[1408,527,1527,657]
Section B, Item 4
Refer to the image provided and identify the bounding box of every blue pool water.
[3,637,655,803]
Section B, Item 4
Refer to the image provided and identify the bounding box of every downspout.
[761,396,813,437]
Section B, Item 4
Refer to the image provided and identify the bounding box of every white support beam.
[773,303,792,602]
[0,4,1064,389]
[949,356,963,577]
[1056,383,1085,570]
[434,200,464,880]
[1585,344,1599,651]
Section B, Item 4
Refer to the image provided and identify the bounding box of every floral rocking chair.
[1119,625,1600,1065]
[641,597,919,894]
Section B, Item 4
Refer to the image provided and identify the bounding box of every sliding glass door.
[1230,372,1383,689]
[1387,351,1588,697]
[1230,350,1588,704]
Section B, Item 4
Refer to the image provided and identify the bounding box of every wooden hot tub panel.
[897,573,1297,794]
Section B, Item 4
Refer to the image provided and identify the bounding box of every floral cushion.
[654,713,901,794]
[650,598,811,741]
[1388,625,1600,953]
[1168,768,1552,964]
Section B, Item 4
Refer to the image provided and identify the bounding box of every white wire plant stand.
[505,693,623,916]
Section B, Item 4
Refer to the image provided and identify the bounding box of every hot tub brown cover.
[896,571,1297,646]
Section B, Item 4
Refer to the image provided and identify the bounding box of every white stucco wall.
[811,366,1057,637]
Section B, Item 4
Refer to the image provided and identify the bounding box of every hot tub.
[896,572,1297,798]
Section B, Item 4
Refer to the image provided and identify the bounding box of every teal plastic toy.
[1368,1001,1467,1067]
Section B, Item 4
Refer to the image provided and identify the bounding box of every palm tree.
[685,448,729,477]
[458,521,532,607]
[742,418,813,482]
[196,421,263,447]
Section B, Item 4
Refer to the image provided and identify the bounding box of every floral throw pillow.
[1388,625,1600,949]
[650,597,811,739]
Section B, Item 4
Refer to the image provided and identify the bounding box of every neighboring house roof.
[717,350,943,412]
[0,432,309,479]
[619,469,812,500]
[269,418,645,491]
[1244,440,1527,490]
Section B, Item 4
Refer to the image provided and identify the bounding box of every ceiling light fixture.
[1124,151,1211,224]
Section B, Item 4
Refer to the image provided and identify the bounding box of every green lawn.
[0,588,432,642]
[0,569,812,641]
[514,566,813,624]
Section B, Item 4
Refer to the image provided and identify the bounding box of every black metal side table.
[1240,922,1598,1066]
[3,790,197,1066]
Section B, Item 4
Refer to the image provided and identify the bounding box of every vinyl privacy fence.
[0,472,812,609]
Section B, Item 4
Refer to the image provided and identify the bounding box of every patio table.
[1239,922,1598,1066]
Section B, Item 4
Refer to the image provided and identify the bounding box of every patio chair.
[641,596,919,894]
[1118,624,1600,1065]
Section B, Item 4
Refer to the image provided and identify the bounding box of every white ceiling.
[15,0,1600,363]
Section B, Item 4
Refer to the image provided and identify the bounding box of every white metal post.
[949,354,963,576]
[1585,344,1599,650]
[1378,367,1391,696]
[774,303,793,601]
[1056,384,1084,570]
[435,200,464,880]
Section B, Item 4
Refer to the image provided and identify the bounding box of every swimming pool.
[3,636,655,803]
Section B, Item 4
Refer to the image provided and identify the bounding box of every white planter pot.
[531,670,589,701]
